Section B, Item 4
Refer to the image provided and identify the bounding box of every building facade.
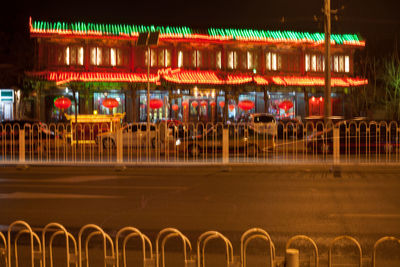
[27,17,367,123]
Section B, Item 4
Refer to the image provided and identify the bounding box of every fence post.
[19,129,25,163]
[223,128,229,164]
[285,249,299,267]
[333,127,340,164]
[116,129,123,163]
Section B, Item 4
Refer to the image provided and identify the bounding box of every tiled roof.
[29,17,365,46]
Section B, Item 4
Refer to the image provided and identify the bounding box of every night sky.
[1,0,400,52]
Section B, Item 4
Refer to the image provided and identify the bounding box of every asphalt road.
[0,164,399,265]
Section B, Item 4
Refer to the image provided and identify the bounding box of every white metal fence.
[1,120,400,164]
[1,220,399,267]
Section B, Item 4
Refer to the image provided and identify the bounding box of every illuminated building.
[27,17,367,123]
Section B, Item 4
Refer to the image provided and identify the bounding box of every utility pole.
[324,0,332,122]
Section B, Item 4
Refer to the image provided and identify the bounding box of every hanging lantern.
[102,98,119,109]
[54,97,71,110]
[219,101,225,108]
[238,100,254,111]
[172,104,179,111]
[200,101,208,107]
[210,101,216,107]
[228,104,235,111]
[149,98,163,109]
[191,101,198,108]
[278,100,293,111]
[182,101,189,108]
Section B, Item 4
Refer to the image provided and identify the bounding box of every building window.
[144,49,157,67]
[65,46,84,66]
[266,52,281,71]
[158,48,171,67]
[305,53,350,73]
[228,51,238,69]
[110,48,116,66]
[192,50,201,68]
[333,55,339,72]
[90,47,102,66]
[246,51,258,70]
[345,55,350,73]
[65,47,70,65]
[216,51,222,69]
[178,51,183,68]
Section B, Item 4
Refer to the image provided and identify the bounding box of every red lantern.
[278,100,293,111]
[191,101,198,108]
[149,98,163,109]
[182,101,189,108]
[172,104,179,111]
[200,101,208,107]
[228,104,235,111]
[219,101,225,108]
[54,97,71,110]
[210,101,216,107]
[238,100,254,111]
[102,98,119,109]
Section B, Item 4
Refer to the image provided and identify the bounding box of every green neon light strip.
[31,19,363,44]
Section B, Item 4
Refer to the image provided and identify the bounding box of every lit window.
[272,53,277,71]
[345,55,350,73]
[145,49,157,67]
[90,48,96,65]
[339,55,344,72]
[96,47,102,66]
[110,48,116,66]
[266,52,272,70]
[65,47,70,65]
[78,47,84,65]
[334,55,339,72]
[267,52,280,71]
[228,51,238,69]
[178,51,183,68]
[247,51,253,70]
[216,51,222,69]
[90,47,102,65]
[311,55,316,71]
[158,48,171,67]
[192,50,201,68]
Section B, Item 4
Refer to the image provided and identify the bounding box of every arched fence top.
[328,235,362,267]
[372,236,400,267]
[156,228,192,267]
[286,235,319,267]
[197,231,233,267]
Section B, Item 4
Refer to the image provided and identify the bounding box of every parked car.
[96,123,157,149]
[247,113,277,136]
[0,120,60,152]
[306,121,399,154]
[175,125,275,157]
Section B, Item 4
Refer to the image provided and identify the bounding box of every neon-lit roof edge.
[25,70,368,87]
[29,17,365,46]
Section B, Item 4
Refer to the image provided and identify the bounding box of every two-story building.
[26,17,367,123]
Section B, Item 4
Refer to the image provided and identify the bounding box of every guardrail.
[2,221,400,267]
[1,120,400,164]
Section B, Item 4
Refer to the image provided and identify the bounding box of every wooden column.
[303,87,309,117]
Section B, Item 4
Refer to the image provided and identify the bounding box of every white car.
[248,113,277,136]
[97,123,157,149]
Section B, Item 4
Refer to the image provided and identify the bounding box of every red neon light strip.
[26,70,367,87]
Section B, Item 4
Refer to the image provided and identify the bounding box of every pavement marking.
[0,192,122,199]
[329,213,400,219]
[0,184,187,190]
[0,176,126,183]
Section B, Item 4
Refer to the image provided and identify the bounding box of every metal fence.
[1,120,400,164]
[1,220,399,267]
